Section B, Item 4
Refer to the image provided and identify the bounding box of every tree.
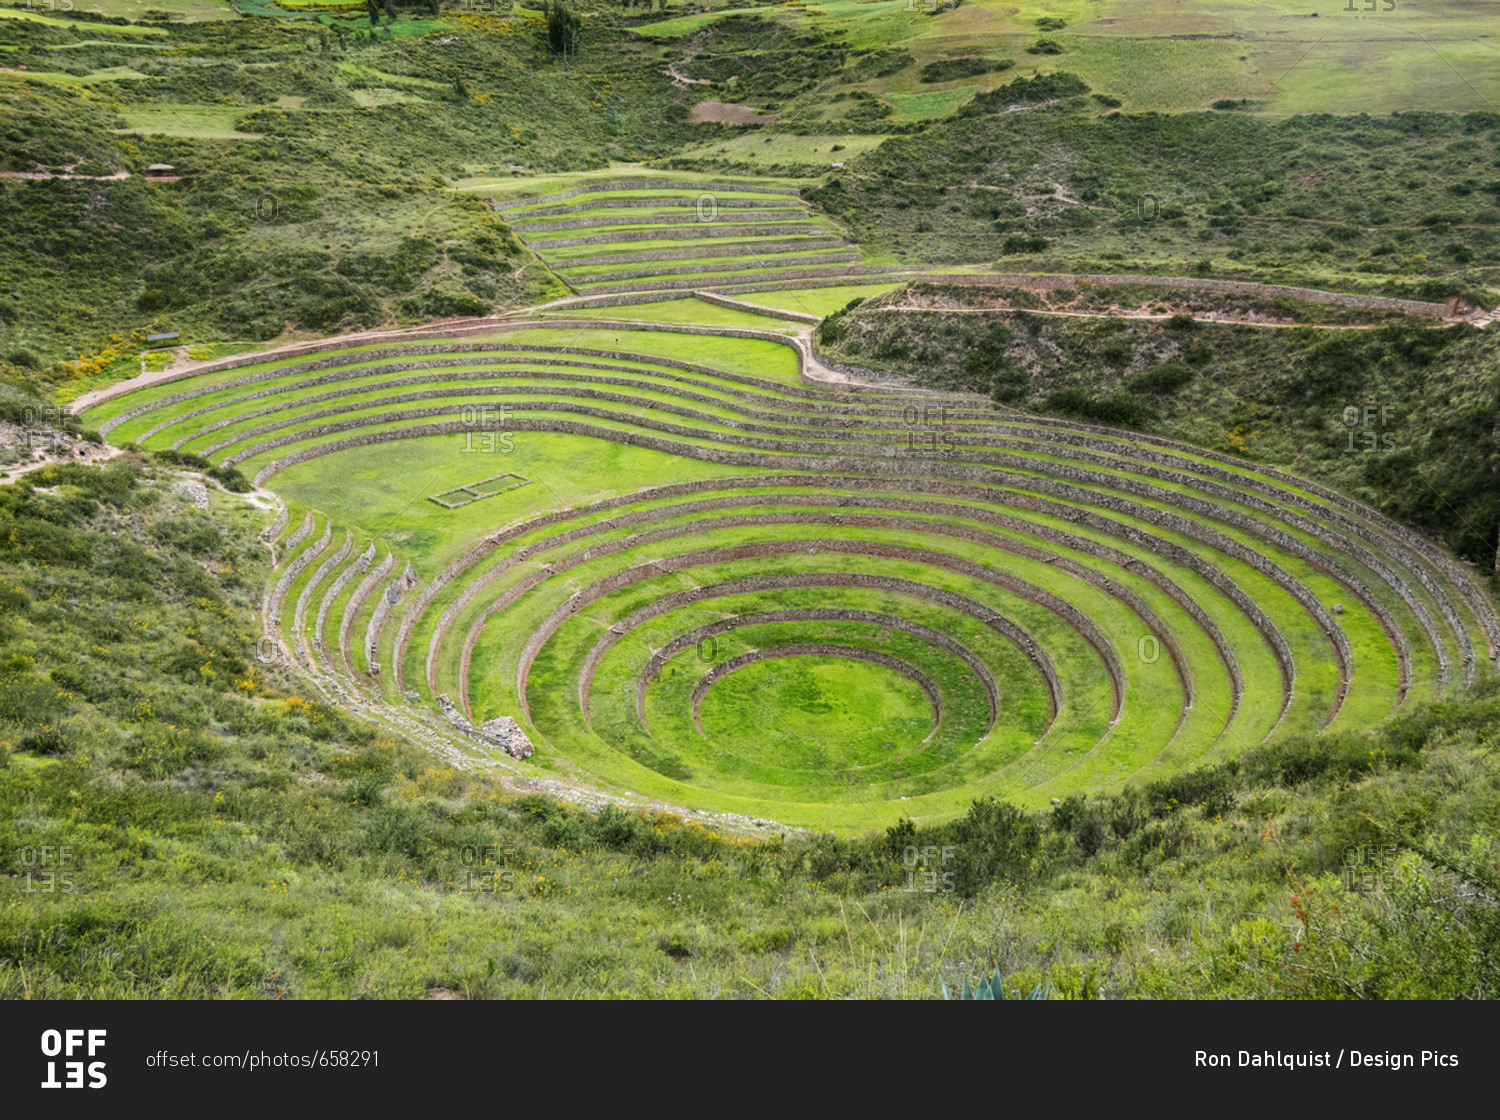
[544,0,582,57]
[452,69,469,102]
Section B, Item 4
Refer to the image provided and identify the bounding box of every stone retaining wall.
[224,400,1389,693]
[259,402,1399,704]
[576,252,858,284]
[507,537,1128,728]
[366,561,417,678]
[418,480,1237,712]
[268,519,330,627]
[1009,407,1499,664]
[512,197,799,219]
[319,540,374,672]
[283,511,314,552]
[492,179,799,212]
[342,551,392,681]
[692,291,822,324]
[555,238,846,269]
[269,422,1339,717]
[575,573,1061,730]
[104,326,911,434]
[516,210,806,233]
[583,264,910,296]
[294,530,351,670]
[640,608,1001,732]
[261,502,290,547]
[430,500,1193,723]
[538,224,823,249]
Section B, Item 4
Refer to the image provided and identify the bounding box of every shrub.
[363,804,429,856]
[206,465,252,492]
[345,774,389,808]
[1126,361,1194,395]
[917,57,1013,84]
[944,796,1045,895]
[1001,234,1049,254]
[1183,342,1215,366]
[153,515,221,556]
[19,724,69,756]
[1143,765,1238,819]
[592,804,648,850]
[541,813,591,850]
[1046,388,1158,428]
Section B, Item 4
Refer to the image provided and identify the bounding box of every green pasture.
[74,0,234,18]
[669,132,890,171]
[116,105,264,139]
[0,5,169,30]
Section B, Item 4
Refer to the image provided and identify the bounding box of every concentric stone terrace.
[492,176,919,302]
[82,316,1500,830]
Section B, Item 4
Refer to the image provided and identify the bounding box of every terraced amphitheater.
[75,175,1499,833]
[488,175,923,307]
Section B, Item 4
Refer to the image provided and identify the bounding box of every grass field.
[116,105,265,139]
[67,0,236,18]
[0,6,170,30]
[635,0,1500,115]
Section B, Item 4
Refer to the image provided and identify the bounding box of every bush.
[1045,388,1158,429]
[1027,40,1064,56]
[154,450,211,470]
[1240,731,1422,787]
[1001,235,1049,254]
[541,813,592,850]
[1142,766,1238,819]
[918,57,1013,84]
[345,774,389,808]
[944,797,1045,896]
[1183,342,1214,366]
[19,724,69,756]
[153,515,221,557]
[363,804,429,856]
[592,804,648,851]
[1126,361,1194,395]
[206,465,251,493]
[0,518,92,566]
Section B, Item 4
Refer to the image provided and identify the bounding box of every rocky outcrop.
[436,694,534,759]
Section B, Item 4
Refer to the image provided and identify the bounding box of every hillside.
[1,448,1497,997]
[2,0,1499,1005]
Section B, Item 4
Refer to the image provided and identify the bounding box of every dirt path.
[0,432,122,482]
[0,168,129,181]
[875,305,1404,330]
[690,100,779,125]
[67,315,509,414]
[665,63,714,88]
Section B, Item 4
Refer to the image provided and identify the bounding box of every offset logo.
[40,1029,107,1089]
